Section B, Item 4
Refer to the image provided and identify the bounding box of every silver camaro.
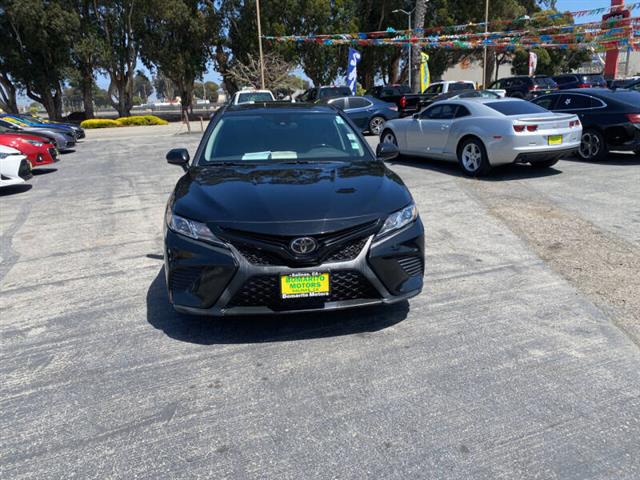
[380,98,582,176]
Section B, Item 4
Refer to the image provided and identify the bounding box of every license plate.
[548,135,562,145]
[280,272,330,299]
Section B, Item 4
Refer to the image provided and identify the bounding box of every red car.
[0,131,59,167]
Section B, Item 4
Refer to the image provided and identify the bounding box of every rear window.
[237,92,274,103]
[449,83,474,91]
[319,87,352,99]
[485,101,549,116]
[533,77,557,87]
[581,75,605,85]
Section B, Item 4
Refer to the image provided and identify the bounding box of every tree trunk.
[0,73,19,114]
[410,0,428,93]
[80,65,95,119]
[484,50,496,88]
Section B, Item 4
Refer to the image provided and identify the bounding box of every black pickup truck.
[365,85,430,117]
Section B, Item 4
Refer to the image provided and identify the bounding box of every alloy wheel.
[369,116,385,135]
[579,132,601,159]
[461,143,482,172]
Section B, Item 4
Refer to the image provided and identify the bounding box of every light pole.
[482,0,490,88]
[393,9,415,89]
[256,0,266,89]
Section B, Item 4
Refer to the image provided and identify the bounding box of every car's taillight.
[526,125,538,132]
[577,83,590,88]
[399,96,406,108]
[626,113,640,123]
[513,125,525,132]
[528,85,536,91]
[569,119,581,127]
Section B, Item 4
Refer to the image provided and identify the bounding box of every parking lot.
[1,124,639,478]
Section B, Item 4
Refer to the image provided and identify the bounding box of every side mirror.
[412,113,420,120]
[376,142,399,161]
[166,148,190,171]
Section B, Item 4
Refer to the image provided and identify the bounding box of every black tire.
[578,129,607,161]
[457,137,491,177]
[368,116,385,136]
[381,129,397,146]
[529,159,559,169]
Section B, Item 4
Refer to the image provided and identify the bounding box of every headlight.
[26,140,44,147]
[0,153,9,159]
[377,202,418,237]
[166,210,224,246]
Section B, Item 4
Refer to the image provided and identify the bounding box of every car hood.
[0,132,51,143]
[171,161,412,235]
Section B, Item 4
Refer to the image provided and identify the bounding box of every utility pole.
[482,0,490,88]
[392,9,415,89]
[256,0,266,89]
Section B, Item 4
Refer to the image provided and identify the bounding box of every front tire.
[578,129,606,161]
[458,138,491,177]
[381,129,398,146]
[369,116,385,136]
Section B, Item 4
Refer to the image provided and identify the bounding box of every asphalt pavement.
[1,125,639,479]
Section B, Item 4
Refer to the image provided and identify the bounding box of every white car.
[229,89,275,105]
[423,80,476,96]
[0,145,32,188]
[380,98,582,176]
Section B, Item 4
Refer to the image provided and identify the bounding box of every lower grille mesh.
[170,267,203,291]
[397,256,424,276]
[227,270,380,308]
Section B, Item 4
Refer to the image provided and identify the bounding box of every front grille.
[227,270,380,309]
[397,256,424,276]
[220,220,378,267]
[170,267,203,291]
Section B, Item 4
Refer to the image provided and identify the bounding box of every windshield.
[485,101,549,115]
[582,75,605,85]
[200,112,371,165]
[0,116,28,127]
[236,92,273,103]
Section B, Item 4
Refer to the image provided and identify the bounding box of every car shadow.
[0,184,32,196]
[60,149,76,154]
[388,155,563,181]
[32,168,58,175]
[561,152,640,166]
[146,267,409,345]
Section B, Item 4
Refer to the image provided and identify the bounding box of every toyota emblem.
[289,237,317,255]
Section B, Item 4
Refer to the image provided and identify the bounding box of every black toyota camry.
[164,102,424,315]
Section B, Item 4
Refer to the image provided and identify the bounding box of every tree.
[193,81,219,102]
[225,52,294,90]
[139,0,217,114]
[93,0,139,117]
[153,73,175,101]
[133,71,153,103]
[0,73,19,114]
[1,0,78,119]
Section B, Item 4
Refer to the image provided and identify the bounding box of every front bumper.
[164,220,425,316]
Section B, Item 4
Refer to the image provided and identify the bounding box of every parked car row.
[0,113,85,189]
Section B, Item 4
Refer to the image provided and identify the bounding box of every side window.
[423,104,456,119]
[348,97,371,109]
[558,94,592,110]
[308,89,318,101]
[533,96,557,110]
[424,84,437,94]
[454,105,471,118]
[501,79,512,89]
[421,105,442,119]
[329,98,347,109]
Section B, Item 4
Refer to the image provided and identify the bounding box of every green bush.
[115,115,168,126]
[80,119,120,129]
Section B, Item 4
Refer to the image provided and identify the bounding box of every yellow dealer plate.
[548,135,562,145]
[280,272,330,299]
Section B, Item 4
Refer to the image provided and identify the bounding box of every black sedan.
[321,96,399,135]
[532,88,640,160]
[164,103,424,316]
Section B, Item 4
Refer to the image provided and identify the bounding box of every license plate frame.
[548,135,562,146]
[280,272,330,299]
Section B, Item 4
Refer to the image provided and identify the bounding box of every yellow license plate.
[280,272,330,299]
[548,135,562,145]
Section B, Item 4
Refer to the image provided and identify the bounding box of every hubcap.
[370,117,385,135]
[461,143,482,171]
[579,132,600,159]
[383,133,396,145]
